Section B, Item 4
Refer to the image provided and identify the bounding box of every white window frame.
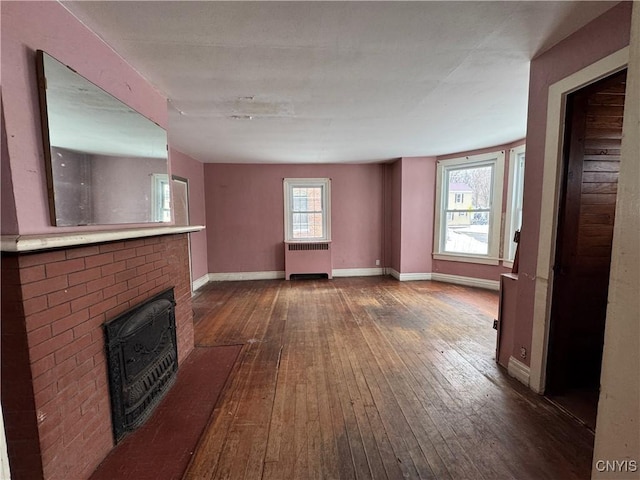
[433,151,505,265]
[283,178,331,242]
[503,144,526,267]
[151,173,171,223]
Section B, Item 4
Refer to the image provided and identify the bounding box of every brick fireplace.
[1,232,195,479]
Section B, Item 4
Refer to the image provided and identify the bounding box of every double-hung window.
[434,151,505,264]
[503,145,525,265]
[283,178,331,242]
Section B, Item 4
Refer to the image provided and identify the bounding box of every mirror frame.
[35,50,169,227]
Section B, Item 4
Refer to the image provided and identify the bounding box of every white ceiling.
[61,1,616,164]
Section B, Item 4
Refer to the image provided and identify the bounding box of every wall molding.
[507,356,531,387]
[431,273,500,291]
[398,272,433,281]
[332,268,384,277]
[387,268,401,280]
[192,274,210,292]
[208,271,285,282]
[204,269,499,291]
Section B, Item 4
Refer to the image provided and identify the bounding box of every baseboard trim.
[207,268,386,282]
[332,268,384,277]
[508,356,531,386]
[192,274,210,292]
[385,269,432,281]
[399,272,432,281]
[387,268,401,280]
[430,273,499,291]
[208,271,285,281]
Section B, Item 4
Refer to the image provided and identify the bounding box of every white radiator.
[284,242,332,280]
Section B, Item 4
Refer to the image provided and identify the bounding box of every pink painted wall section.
[170,148,208,283]
[205,163,384,274]
[1,1,167,235]
[90,155,165,224]
[514,2,632,366]
[385,160,402,273]
[400,157,436,274]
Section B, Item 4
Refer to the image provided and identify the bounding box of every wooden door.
[546,70,626,394]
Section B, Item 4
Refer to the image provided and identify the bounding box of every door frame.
[171,175,193,292]
[529,46,629,394]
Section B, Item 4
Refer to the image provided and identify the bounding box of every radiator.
[284,242,332,280]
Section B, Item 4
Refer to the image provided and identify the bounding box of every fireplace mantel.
[0,225,204,253]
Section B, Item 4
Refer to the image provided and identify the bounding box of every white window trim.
[151,173,171,223]
[503,144,526,267]
[283,178,331,242]
[433,151,505,265]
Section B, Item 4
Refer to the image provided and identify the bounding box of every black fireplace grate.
[104,288,177,443]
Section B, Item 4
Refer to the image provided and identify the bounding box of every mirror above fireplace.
[36,50,170,227]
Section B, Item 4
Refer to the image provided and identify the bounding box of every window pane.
[292,187,322,213]
[307,213,323,237]
[447,165,493,210]
[444,211,489,255]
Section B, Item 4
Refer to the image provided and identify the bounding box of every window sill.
[432,253,500,266]
[502,260,515,268]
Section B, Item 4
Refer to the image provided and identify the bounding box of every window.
[434,151,505,264]
[151,173,171,222]
[284,178,331,241]
[503,145,525,265]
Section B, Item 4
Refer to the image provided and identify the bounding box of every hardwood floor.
[185,277,594,480]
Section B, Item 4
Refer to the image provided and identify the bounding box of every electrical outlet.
[375,259,380,266]
[520,347,527,359]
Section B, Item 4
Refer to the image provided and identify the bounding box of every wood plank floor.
[184,277,594,480]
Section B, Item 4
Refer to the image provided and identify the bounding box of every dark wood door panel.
[547,69,626,393]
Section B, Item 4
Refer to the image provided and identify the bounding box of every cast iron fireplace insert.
[104,288,177,443]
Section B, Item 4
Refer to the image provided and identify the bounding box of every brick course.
[1,233,194,480]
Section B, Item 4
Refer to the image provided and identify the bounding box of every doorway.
[545,69,627,429]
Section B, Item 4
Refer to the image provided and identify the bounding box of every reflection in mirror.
[36,50,170,226]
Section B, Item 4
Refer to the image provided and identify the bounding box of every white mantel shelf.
[1,225,205,253]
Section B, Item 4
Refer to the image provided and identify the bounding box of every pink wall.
[170,148,208,283]
[385,160,402,272]
[90,155,165,224]
[204,163,384,274]
[514,2,632,365]
[400,157,436,274]
[1,1,167,235]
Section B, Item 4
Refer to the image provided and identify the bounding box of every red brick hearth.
[1,233,194,480]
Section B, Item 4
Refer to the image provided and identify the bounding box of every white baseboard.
[386,269,432,281]
[208,271,285,281]
[508,356,531,386]
[398,272,432,281]
[203,270,499,291]
[332,268,384,277]
[387,268,401,280]
[192,274,210,292]
[207,268,385,282]
[430,273,500,291]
